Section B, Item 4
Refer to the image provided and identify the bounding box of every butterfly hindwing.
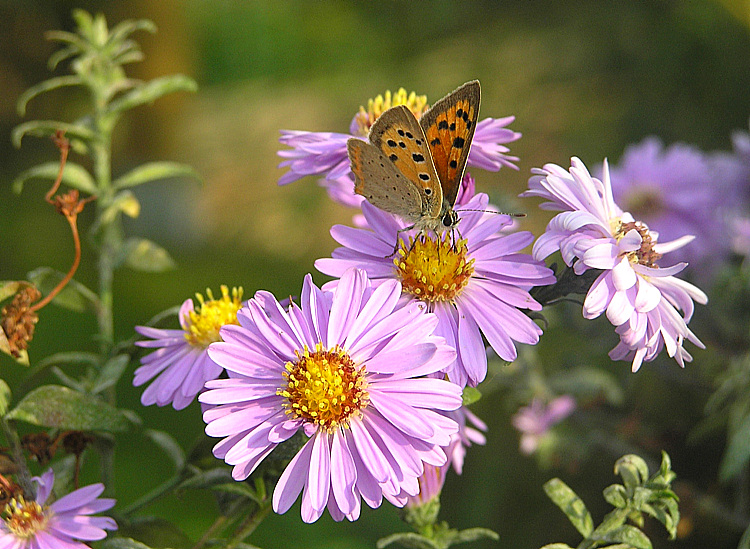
[368,105,442,219]
[420,80,480,206]
[348,138,424,222]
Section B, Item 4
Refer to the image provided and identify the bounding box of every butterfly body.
[348,80,480,237]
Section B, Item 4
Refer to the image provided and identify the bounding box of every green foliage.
[541,452,679,549]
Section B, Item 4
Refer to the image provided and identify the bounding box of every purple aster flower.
[277,87,521,207]
[134,286,243,410]
[406,406,487,507]
[315,190,556,388]
[523,157,708,372]
[0,469,116,549]
[199,269,463,523]
[604,137,745,269]
[512,395,576,455]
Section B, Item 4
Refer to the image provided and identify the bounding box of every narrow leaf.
[592,524,652,549]
[13,162,97,195]
[144,429,185,471]
[48,45,80,70]
[615,454,649,492]
[122,238,176,272]
[27,267,100,313]
[6,385,129,431]
[102,538,154,549]
[376,532,440,549]
[453,527,500,543]
[17,76,83,116]
[0,281,33,303]
[91,355,130,394]
[543,478,594,537]
[540,545,575,549]
[106,75,197,115]
[108,19,157,45]
[12,120,94,148]
[101,191,141,224]
[113,161,202,190]
[37,351,99,370]
[0,380,11,416]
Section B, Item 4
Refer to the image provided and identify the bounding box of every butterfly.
[347,80,480,244]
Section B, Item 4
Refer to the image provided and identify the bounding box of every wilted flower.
[200,269,463,523]
[523,157,708,372]
[134,286,243,410]
[277,87,521,208]
[0,469,116,549]
[512,396,576,455]
[316,188,555,387]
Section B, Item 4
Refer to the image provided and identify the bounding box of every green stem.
[225,499,273,549]
[120,473,184,515]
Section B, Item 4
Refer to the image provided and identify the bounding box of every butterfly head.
[441,207,460,230]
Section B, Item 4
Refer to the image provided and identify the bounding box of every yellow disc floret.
[278,343,368,431]
[184,285,243,348]
[395,234,474,304]
[353,88,429,136]
[3,497,48,539]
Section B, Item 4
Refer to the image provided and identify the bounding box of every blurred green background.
[1,1,749,548]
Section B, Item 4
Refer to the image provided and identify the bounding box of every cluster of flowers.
[131,87,732,525]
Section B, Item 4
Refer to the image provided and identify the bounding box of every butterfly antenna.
[454,208,526,218]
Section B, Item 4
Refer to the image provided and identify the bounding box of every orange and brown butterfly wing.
[348,138,425,223]
[420,80,480,207]
[368,105,442,220]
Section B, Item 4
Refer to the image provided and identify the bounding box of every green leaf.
[91,354,130,393]
[0,281,33,303]
[144,429,185,471]
[543,478,594,537]
[108,19,157,45]
[13,162,97,195]
[720,412,750,480]
[614,454,649,492]
[12,120,94,148]
[45,30,89,53]
[0,328,29,366]
[48,45,80,70]
[17,76,84,116]
[540,545,575,549]
[592,524,652,549]
[122,238,176,272]
[603,484,628,508]
[0,380,11,416]
[106,75,197,115]
[100,190,141,223]
[36,351,99,370]
[461,386,482,406]
[102,538,154,549]
[113,161,202,190]
[116,516,192,549]
[453,527,499,543]
[178,467,233,490]
[376,532,440,549]
[27,267,100,313]
[6,385,129,431]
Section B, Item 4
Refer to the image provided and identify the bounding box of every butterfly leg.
[389,224,417,258]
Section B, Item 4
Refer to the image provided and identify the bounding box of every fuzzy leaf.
[144,429,185,472]
[122,238,176,272]
[543,478,594,537]
[17,76,84,116]
[603,484,628,508]
[102,538,154,549]
[36,351,99,370]
[592,524,652,549]
[462,386,482,406]
[615,455,650,492]
[108,19,157,45]
[106,75,197,115]
[453,527,499,543]
[113,161,201,190]
[0,380,11,416]
[6,385,129,431]
[540,545,575,549]
[27,267,99,313]
[376,532,440,549]
[0,329,29,366]
[13,162,97,195]
[12,120,94,148]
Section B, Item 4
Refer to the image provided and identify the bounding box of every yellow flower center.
[184,285,243,348]
[3,497,48,539]
[278,343,369,431]
[353,88,428,136]
[395,234,474,303]
[613,220,661,268]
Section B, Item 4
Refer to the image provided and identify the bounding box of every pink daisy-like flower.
[134,286,243,410]
[277,87,521,208]
[522,157,708,372]
[199,269,463,523]
[406,406,487,507]
[512,395,576,455]
[315,191,556,388]
[0,469,116,549]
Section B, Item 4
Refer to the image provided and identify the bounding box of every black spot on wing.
[438,120,449,130]
[449,160,457,168]
[412,153,425,162]
[405,131,413,139]
[389,154,398,162]
[420,173,430,181]
[453,137,465,148]
[397,129,405,136]
[430,138,441,146]
[387,139,397,147]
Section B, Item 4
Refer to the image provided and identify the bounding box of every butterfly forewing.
[368,105,442,219]
[420,80,480,206]
[348,138,424,222]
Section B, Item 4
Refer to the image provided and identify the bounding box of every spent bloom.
[134,286,243,410]
[523,157,708,372]
[512,395,576,455]
[605,137,746,269]
[277,87,521,208]
[316,187,555,388]
[199,269,463,523]
[0,469,116,549]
